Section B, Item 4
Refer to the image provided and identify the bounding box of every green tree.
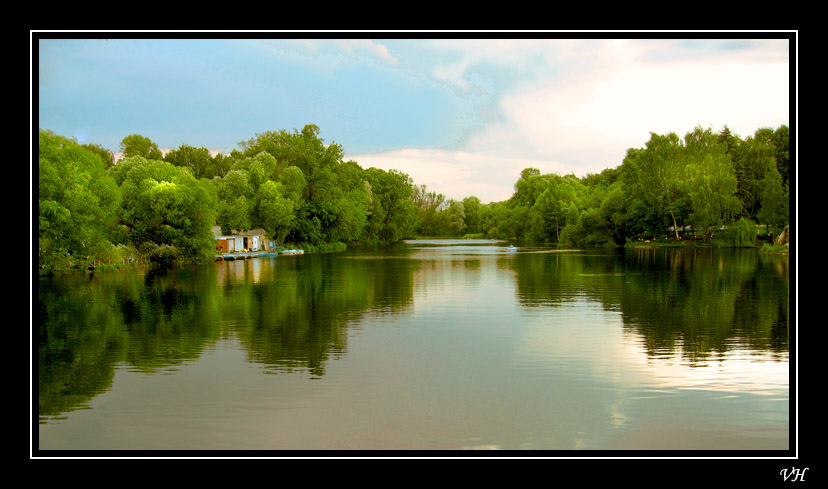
[81,143,115,170]
[732,129,777,219]
[216,196,252,235]
[432,199,465,237]
[294,124,342,202]
[238,125,365,246]
[232,151,281,193]
[277,166,307,203]
[164,145,215,179]
[327,188,370,243]
[756,165,788,237]
[619,148,660,237]
[599,182,628,244]
[39,130,122,270]
[119,134,163,160]
[717,125,741,158]
[683,127,742,234]
[772,125,790,188]
[412,184,446,236]
[626,132,689,239]
[114,157,216,262]
[256,181,295,243]
[461,196,482,235]
[239,124,341,202]
[362,168,417,243]
[214,170,255,234]
[524,173,581,243]
[328,160,371,243]
[209,153,235,179]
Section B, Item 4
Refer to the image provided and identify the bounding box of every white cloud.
[256,39,398,69]
[349,39,789,204]
[423,39,566,91]
[464,45,789,171]
[337,39,398,64]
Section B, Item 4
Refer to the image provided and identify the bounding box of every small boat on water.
[506,244,517,252]
[281,249,305,255]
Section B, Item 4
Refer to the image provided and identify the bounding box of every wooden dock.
[215,251,281,261]
[215,250,303,261]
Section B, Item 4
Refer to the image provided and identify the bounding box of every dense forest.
[37,123,790,272]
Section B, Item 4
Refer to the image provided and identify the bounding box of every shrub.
[149,244,182,264]
[760,243,789,254]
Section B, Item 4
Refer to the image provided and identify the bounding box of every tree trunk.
[671,212,679,240]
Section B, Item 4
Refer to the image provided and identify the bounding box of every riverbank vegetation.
[37,123,790,273]
[415,124,790,250]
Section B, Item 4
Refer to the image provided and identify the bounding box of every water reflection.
[38,243,789,451]
[38,251,420,420]
[508,247,789,366]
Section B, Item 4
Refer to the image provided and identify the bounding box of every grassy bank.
[760,243,790,254]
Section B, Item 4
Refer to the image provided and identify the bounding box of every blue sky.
[36,36,792,203]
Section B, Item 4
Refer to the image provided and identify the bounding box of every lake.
[36,240,790,453]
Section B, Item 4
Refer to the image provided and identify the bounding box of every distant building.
[212,226,269,252]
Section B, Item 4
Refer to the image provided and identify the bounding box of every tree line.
[417,124,790,248]
[37,123,789,272]
[38,124,418,271]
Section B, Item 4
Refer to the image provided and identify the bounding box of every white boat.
[281,249,305,255]
[506,245,517,252]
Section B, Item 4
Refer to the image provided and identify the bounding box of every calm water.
[36,240,790,452]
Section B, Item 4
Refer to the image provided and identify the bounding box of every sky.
[36,35,792,203]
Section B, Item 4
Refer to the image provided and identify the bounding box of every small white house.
[212,226,268,252]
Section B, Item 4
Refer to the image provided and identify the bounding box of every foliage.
[467,124,786,247]
[461,196,482,235]
[119,134,163,160]
[756,165,788,237]
[113,156,217,263]
[38,130,122,271]
[760,242,789,254]
[412,184,446,236]
[216,125,378,247]
[683,126,742,233]
[256,181,295,243]
[163,144,223,179]
[362,167,418,243]
[713,218,758,248]
[81,143,115,169]
[38,121,790,273]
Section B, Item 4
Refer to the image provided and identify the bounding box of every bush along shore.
[624,221,790,253]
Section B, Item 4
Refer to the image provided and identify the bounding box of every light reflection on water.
[37,242,789,451]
